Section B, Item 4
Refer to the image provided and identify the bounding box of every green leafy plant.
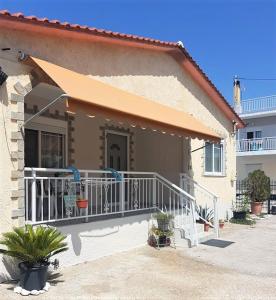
[150,225,173,237]
[245,170,270,203]
[233,195,250,212]
[0,225,68,266]
[153,212,173,222]
[197,205,214,223]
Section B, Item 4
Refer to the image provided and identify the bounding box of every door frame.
[104,130,130,171]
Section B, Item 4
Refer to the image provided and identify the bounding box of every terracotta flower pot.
[76,199,88,209]
[251,202,263,215]
[204,223,210,232]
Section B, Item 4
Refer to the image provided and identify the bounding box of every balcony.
[237,137,276,155]
[241,95,276,115]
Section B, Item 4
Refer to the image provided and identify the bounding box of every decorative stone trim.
[10,93,24,103]
[10,111,24,121]
[11,131,23,141]
[99,124,134,170]
[11,190,24,198]
[14,82,28,95]
[11,151,24,159]
[11,209,25,218]
[11,170,22,180]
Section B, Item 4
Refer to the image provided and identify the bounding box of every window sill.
[204,172,226,178]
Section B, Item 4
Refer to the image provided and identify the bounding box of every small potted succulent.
[219,219,225,229]
[245,170,270,215]
[0,225,68,291]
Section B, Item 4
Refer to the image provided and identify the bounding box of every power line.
[235,77,276,81]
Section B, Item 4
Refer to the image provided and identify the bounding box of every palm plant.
[0,225,68,266]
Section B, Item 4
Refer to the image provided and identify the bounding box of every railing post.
[84,172,89,222]
[120,173,125,216]
[31,169,37,223]
[213,196,219,238]
[190,200,198,246]
[153,175,157,208]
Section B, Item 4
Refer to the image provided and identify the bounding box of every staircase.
[180,173,219,241]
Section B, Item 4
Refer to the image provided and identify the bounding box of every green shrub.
[245,170,270,203]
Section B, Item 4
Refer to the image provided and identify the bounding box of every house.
[234,79,276,181]
[0,10,243,279]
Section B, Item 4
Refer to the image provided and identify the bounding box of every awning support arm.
[20,93,68,129]
[191,144,208,153]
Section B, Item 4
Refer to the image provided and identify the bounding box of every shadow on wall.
[57,213,151,257]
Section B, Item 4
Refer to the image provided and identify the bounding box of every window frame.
[204,141,225,177]
[25,117,68,168]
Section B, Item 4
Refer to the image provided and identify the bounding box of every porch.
[21,56,221,250]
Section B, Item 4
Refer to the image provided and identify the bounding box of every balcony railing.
[24,168,196,228]
[237,137,276,152]
[241,95,276,114]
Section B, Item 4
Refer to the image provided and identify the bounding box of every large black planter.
[233,211,246,220]
[18,262,49,291]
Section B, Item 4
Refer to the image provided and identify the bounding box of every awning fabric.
[29,56,221,142]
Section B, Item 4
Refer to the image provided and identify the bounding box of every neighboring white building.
[235,80,276,180]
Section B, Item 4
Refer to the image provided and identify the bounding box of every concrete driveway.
[0,216,276,299]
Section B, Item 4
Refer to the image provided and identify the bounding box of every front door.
[106,132,128,171]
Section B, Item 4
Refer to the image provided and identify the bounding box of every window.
[25,129,66,168]
[204,142,224,175]
[247,130,262,139]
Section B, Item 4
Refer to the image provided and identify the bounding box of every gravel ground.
[0,216,276,300]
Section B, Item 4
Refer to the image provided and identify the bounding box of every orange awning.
[29,56,221,142]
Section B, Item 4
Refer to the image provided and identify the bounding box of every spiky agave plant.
[0,225,68,266]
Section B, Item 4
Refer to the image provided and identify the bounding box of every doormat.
[201,239,234,248]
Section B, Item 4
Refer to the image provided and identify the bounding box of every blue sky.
[1,0,276,105]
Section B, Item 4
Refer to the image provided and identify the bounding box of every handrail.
[156,173,196,202]
[24,167,156,175]
[180,173,219,238]
[180,173,218,198]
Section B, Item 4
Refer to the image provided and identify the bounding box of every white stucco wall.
[237,155,276,181]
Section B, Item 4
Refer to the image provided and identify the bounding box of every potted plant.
[153,212,173,231]
[149,225,173,247]
[76,196,88,209]
[219,219,225,229]
[233,195,249,220]
[0,225,68,291]
[245,170,270,215]
[197,205,214,232]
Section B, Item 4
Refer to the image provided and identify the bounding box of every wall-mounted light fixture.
[0,67,8,85]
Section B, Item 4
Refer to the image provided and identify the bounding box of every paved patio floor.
[0,216,276,299]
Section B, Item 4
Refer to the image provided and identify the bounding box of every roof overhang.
[0,10,244,129]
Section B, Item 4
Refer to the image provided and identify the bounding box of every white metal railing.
[241,95,276,114]
[24,168,199,246]
[237,137,276,152]
[180,173,219,238]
